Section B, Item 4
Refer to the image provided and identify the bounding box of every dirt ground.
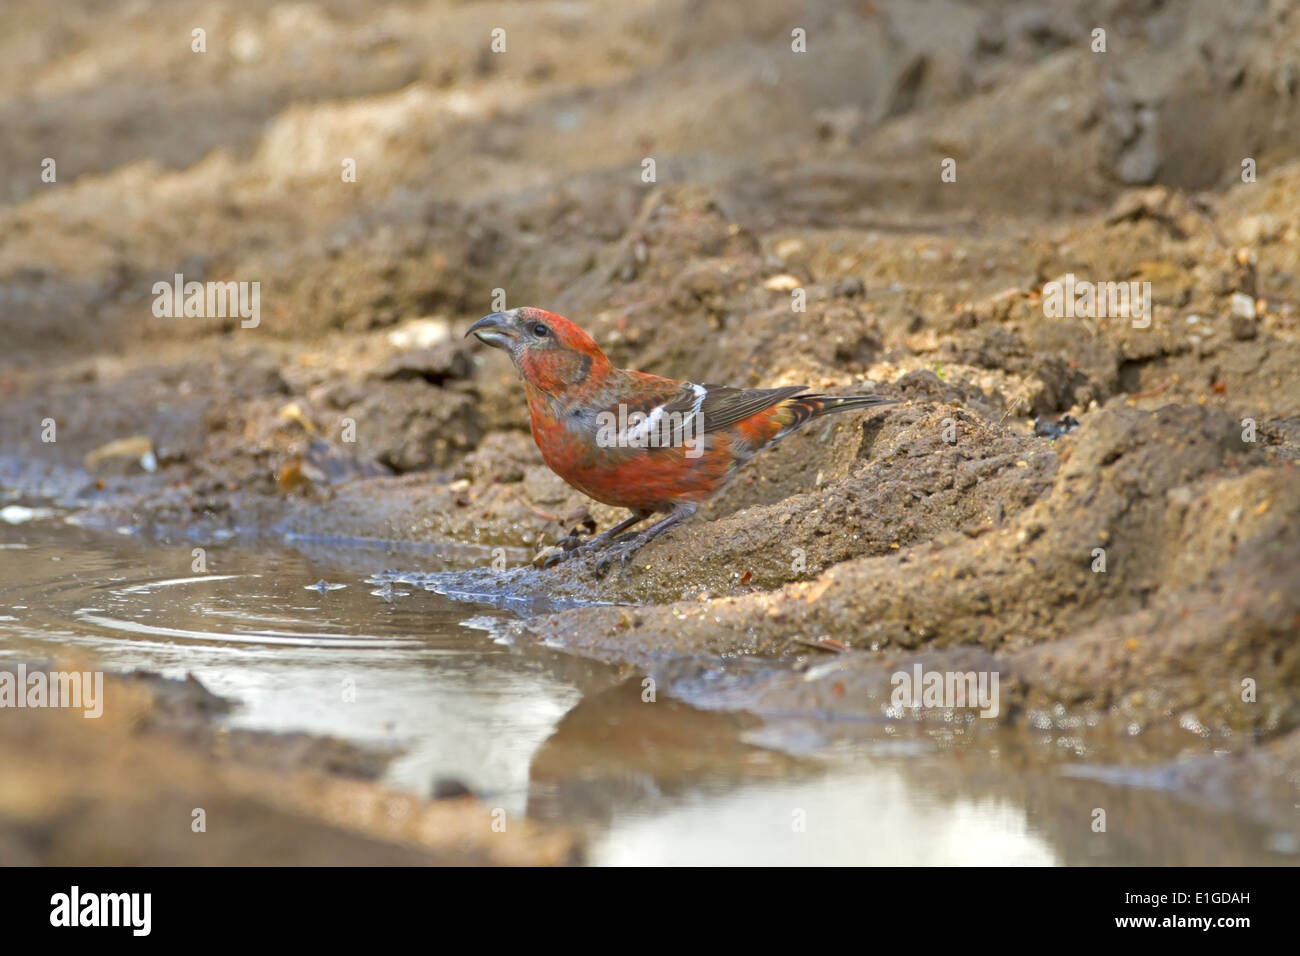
[2,0,1299,860]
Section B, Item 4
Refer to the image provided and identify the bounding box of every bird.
[466,307,894,571]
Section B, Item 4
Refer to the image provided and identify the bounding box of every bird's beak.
[466,312,515,350]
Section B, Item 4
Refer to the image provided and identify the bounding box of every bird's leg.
[542,509,651,568]
[571,509,651,551]
[595,503,698,574]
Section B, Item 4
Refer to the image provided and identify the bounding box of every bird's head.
[466,307,610,392]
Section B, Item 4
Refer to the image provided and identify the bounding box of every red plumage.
[467,307,893,568]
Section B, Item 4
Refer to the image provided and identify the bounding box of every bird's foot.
[538,510,653,570]
[539,547,574,569]
[592,504,697,576]
[539,530,623,568]
[593,534,649,576]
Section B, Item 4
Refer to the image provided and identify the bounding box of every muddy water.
[1,509,1292,865]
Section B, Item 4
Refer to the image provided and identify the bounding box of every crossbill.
[467,307,893,569]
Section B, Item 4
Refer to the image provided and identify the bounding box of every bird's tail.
[775,393,895,436]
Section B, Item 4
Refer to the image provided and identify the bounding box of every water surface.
[2,509,1292,865]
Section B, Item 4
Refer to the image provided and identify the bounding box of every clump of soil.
[515,405,1299,744]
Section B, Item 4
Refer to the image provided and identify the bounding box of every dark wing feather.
[661,383,808,434]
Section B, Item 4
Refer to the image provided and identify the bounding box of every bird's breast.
[528,403,739,510]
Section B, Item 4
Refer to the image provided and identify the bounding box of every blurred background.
[4,0,1300,355]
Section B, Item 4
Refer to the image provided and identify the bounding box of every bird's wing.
[660,383,809,434]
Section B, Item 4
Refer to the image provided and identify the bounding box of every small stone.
[1230,312,1257,340]
[1230,292,1256,319]
[374,343,472,383]
[763,274,801,292]
[831,277,865,298]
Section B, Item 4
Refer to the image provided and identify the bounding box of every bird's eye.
[532,324,550,338]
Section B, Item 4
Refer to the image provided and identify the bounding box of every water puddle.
[1,511,1293,864]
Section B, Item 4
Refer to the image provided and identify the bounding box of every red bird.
[467,307,893,569]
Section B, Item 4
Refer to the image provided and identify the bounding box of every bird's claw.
[540,548,572,569]
[539,533,606,569]
[594,538,642,576]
